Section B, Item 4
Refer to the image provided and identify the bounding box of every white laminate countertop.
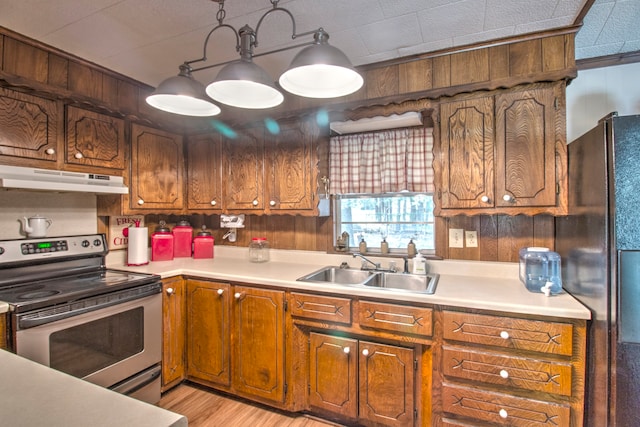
[108,247,591,320]
[0,350,187,427]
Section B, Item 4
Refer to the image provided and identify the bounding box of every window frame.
[333,192,436,255]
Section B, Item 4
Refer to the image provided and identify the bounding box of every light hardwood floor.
[159,384,343,427]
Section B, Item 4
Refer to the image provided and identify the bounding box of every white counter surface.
[109,248,591,320]
[0,349,187,427]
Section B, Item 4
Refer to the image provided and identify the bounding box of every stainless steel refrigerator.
[556,113,640,427]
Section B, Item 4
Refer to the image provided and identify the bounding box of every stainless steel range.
[0,234,162,404]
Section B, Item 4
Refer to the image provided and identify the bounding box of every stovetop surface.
[0,269,160,312]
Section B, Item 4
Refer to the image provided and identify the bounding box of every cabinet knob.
[210,200,217,206]
[137,199,144,205]
[269,200,276,207]
[74,152,83,159]
[165,287,174,295]
[252,200,259,206]
[502,194,514,202]
[500,369,509,379]
[500,330,510,339]
[234,292,242,299]
[45,148,55,155]
[480,195,490,203]
[362,349,369,356]
[217,289,224,296]
[343,347,350,354]
[499,409,508,419]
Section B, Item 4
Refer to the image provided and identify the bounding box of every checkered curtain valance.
[329,127,434,194]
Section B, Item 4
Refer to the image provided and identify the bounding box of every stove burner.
[18,290,61,300]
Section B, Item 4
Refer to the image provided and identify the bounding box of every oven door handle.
[110,364,161,396]
[18,283,161,329]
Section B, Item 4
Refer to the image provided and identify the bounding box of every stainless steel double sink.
[296,266,439,294]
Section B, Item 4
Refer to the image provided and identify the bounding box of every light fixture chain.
[216,0,226,25]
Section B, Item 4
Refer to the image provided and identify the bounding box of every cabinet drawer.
[290,293,352,325]
[358,300,433,337]
[442,384,571,427]
[442,346,572,396]
[442,311,573,356]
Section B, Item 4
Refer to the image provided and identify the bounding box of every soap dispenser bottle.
[359,237,367,253]
[412,252,427,274]
[407,239,417,257]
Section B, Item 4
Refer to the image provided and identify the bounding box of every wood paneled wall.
[1,27,574,263]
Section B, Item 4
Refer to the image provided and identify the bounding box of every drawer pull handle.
[500,330,510,339]
[270,200,276,207]
[211,200,217,206]
[503,194,514,202]
[480,195,490,203]
[362,349,369,356]
[234,292,242,299]
[343,347,350,354]
[252,200,259,206]
[217,289,224,295]
[165,287,174,295]
[45,148,56,155]
[74,152,83,159]
[137,198,144,205]
[499,409,508,419]
[500,369,509,379]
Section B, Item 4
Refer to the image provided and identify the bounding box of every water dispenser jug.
[519,247,562,295]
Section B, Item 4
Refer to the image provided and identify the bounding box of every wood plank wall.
[1,27,575,263]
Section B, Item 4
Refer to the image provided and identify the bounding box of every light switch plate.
[449,228,464,248]
[465,230,478,247]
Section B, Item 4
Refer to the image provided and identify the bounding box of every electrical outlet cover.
[465,230,478,247]
[449,228,464,248]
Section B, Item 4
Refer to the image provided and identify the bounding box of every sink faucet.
[403,257,410,274]
[353,253,380,270]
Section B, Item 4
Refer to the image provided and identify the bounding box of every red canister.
[173,219,193,258]
[193,226,214,259]
[151,221,174,261]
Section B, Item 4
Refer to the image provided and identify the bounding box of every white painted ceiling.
[0,0,638,89]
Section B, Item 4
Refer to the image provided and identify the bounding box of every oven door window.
[49,307,144,378]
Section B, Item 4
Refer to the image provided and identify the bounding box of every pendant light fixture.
[146,0,362,117]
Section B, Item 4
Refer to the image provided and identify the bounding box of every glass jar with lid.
[249,237,270,263]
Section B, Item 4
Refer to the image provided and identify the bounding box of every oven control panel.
[0,234,107,263]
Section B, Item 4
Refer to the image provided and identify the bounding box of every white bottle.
[413,252,427,274]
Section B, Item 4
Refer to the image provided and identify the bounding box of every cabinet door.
[222,125,264,211]
[129,123,184,211]
[162,277,185,390]
[186,279,231,386]
[359,341,415,427]
[233,286,285,403]
[0,86,59,165]
[186,133,223,211]
[309,333,358,420]
[438,95,494,210]
[65,106,125,170]
[266,119,316,212]
[495,86,557,208]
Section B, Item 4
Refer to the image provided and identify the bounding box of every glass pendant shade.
[279,34,363,98]
[146,66,221,116]
[206,59,284,109]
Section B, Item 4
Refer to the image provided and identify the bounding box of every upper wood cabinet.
[65,106,125,171]
[189,117,324,215]
[186,133,223,212]
[265,118,318,213]
[0,86,60,166]
[222,124,265,211]
[434,82,567,216]
[128,123,184,212]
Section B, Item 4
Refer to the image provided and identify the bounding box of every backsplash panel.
[0,190,97,239]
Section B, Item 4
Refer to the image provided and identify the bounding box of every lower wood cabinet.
[233,285,286,403]
[309,332,415,427]
[438,310,586,427]
[186,279,230,386]
[162,277,186,391]
[185,279,286,406]
[0,313,7,350]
